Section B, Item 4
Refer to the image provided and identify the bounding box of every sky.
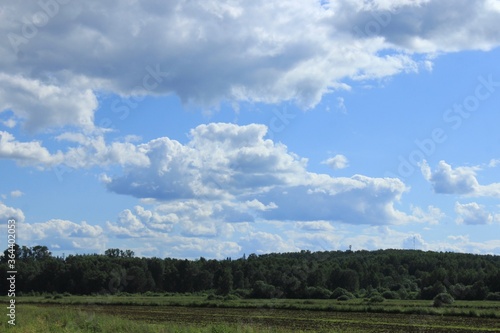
[1,0,500,259]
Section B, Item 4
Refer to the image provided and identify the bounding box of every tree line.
[2,244,500,301]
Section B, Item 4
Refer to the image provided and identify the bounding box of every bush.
[421,282,447,300]
[486,292,500,301]
[231,289,251,299]
[369,295,385,303]
[433,293,454,307]
[251,280,277,299]
[337,295,350,301]
[306,286,332,299]
[330,287,354,300]
[206,294,224,301]
[382,290,399,299]
[223,294,240,301]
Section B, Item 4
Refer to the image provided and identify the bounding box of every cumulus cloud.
[0,131,149,168]
[322,154,349,170]
[106,206,177,238]
[0,73,98,133]
[421,160,500,197]
[106,213,241,258]
[240,231,299,254]
[19,219,106,252]
[107,123,308,200]
[0,202,25,222]
[402,234,427,250]
[409,205,444,224]
[0,131,62,166]
[455,202,494,225]
[103,123,434,226]
[1,1,500,131]
[55,133,150,168]
[338,0,500,53]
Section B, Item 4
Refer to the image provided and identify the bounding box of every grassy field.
[3,294,500,332]
[8,293,500,318]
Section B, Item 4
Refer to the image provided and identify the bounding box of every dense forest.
[2,244,500,301]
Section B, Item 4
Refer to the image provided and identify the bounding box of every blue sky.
[1,0,500,258]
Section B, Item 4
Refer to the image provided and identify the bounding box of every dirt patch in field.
[42,304,500,333]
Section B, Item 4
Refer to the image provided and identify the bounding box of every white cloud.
[455,202,494,225]
[0,131,149,169]
[240,231,299,254]
[409,205,444,224]
[0,73,97,133]
[106,206,170,238]
[402,234,427,250]
[166,237,242,259]
[103,123,422,226]
[56,134,150,169]
[18,219,106,252]
[322,154,349,170]
[10,190,24,198]
[422,160,500,197]
[489,159,500,168]
[338,0,500,52]
[421,160,478,194]
[336,97,347,114]
[0,202,25,222]
[295,221,335,232]
[446,234,500,254]
[2,1,500,131]
[107,123,308,200]
[0,131,62,166]
[1,118,16,128]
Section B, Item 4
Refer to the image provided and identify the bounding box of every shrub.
[223,294,240,301]
[251,280,276,299]
[337,295,350,301]
[433,293,454,307]
[306,286,332,299]
[421,282,447,300]
[369,295,385,303]
[486,292,500,301]
[231,288,251,299]
[330,287,354,300]
[382,290,399,299]
[206,294,224,301]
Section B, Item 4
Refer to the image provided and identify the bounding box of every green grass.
[4,302,500,333]
[5,294,500,318]
[3,304,344,333]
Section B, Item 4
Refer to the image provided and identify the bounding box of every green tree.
[217,268,233,295]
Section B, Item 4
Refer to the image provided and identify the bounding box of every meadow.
[3,293,500,332]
